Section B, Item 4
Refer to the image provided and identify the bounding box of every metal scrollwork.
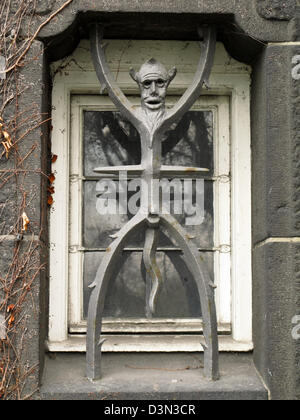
[86,25,219,381]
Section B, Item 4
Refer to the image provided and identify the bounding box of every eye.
[142,80,152,88]
[156,79,166,88]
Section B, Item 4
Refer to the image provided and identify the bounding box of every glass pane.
[83,251,214,320]
[82,106,215,324]
[162,111,213,172]
[159,179,214,248]
[82,180,144,248]
[83,110,214,175]
[83,111,140,176]
[83,180,213,249]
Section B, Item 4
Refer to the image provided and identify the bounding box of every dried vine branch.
[0,0,72,400]
[3,0,74,74]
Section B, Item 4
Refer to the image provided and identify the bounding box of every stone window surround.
[47,38,252,356]
[8,3,299,399]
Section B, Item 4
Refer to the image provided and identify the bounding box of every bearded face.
[140,76,168,111]
[130,59,177,112]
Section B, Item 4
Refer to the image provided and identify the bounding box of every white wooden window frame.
[68,94,230,333]
[48,40,252,352]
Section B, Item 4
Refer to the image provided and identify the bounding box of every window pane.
[83,251,214,319]
[83,109,214,176]
[162,111,213,172]
[82,180,144,248]
[159,179,214,249]
[83,111,140,175]
[82,106,215,323]
[83,180,214,249]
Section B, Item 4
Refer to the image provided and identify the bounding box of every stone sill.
[46,335,253,352]
[40,353,268,400]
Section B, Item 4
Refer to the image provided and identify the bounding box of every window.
[48,39,252,352]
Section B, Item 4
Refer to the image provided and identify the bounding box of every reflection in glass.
[83,110,213,175]
[83,180,214,248]
[83,251,214,319]
[162,111,213,172]
[84,111,140,175]
[82,107,215,322]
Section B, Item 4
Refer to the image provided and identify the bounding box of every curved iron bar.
[158,26,216,134]
[143,225,162,317]
[90,25,141,130]
[86,212,147,380]
[160,214,219,380]
[87,24,219,381]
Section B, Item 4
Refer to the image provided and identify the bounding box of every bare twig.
[3,0,74,74]
[0,0,64,400]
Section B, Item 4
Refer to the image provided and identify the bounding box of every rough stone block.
[252,44,300,243]
[0,238,47,399]
[40,353,267,400]
[253,241,300,400]
[256,0,296,20]
[0,177,17,235]
[289,6,300,41]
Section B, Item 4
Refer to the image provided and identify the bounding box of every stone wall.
[0,0,299,400]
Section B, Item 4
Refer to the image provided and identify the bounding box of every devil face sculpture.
[130,58,177,112]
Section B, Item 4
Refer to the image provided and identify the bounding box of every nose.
[150,81,157,95]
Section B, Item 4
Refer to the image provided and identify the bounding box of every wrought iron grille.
[86,25,219,381]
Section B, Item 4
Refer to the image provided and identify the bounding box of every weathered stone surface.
[0,171,17,235]
[253,242,300,400]
[40,353,267,400]
[0,39,48,398]
[291,45,300,233]
[1,0,300,401]
[256,0,296,20]
[289,18,300,41]
[289,6,300,41]
[0,313,5,340]
[36,0,291,50]
[0,239,15,278]
[0,238,47,399]
[251,44,300,243]
[35,0,55,16]
[14,41,50,239]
